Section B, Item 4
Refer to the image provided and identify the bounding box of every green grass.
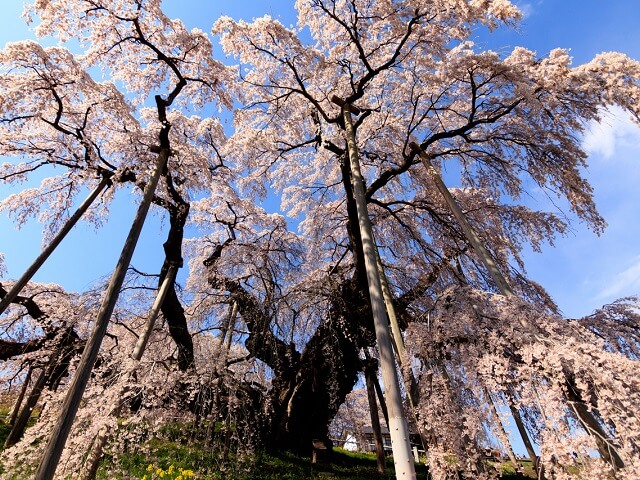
[497,459,537,479]
[97,438,541,480]
[98,437,432,480]
[246,449,431,479]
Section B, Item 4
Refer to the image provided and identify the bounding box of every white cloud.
[597,255,640,301]
[582,106,640,159]
[516,2,534,19]
[515,0,544,19]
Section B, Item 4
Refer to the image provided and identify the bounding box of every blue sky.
[1,0,640,318]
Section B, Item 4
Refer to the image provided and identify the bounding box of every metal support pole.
[333,95,416,479]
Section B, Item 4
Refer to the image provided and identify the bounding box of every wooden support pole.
[8,367,32,427]
[373,246,421,408]
[365,360,387,474]
[0,173,113,316]
[333,95,416,480]
[4,367,48,448]
[485,389,521,470]
[409,143,515,298]
[82,264,178,480]
[223,301,238,355]
[411,142,622,471]
[410,143,542,471]
[131,264,178,361]
[35,147,169,480]
[506,387,540,474]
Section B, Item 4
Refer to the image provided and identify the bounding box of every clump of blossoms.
[406,287,640,480]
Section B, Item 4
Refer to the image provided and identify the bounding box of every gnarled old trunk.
[200,152,384,453]
[269,282,374,452]
[205,262,376,453]
[158,185,194,371]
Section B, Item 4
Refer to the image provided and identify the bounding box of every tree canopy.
[0,1,639,479]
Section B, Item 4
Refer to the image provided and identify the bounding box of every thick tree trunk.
[160,200,194,371]
[267,298,364,452]
[206,257,371,453]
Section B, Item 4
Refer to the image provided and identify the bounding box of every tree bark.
[205,260,370,453]
[159,200,194,371]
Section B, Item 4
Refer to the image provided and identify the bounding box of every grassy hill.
[96,442,536,480]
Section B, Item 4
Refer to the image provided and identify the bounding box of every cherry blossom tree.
[1,0,640,479]
[212,0,640,477]
[0,0,233,476]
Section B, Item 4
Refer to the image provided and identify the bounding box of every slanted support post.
[82,262,179,480]
[332,95,416,480]
[131,263,178,361]
[364,359,387,474]
[410,142,621,472]
[35,145,170,480]
[0,172,113,316]
[409,143,515,298]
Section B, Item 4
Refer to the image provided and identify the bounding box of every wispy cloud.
[515,2,534,19]
[597,255,640,300]
[514,0,544,19]
[582,106,640,159]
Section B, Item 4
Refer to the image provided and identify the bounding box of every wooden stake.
[411,143,543,470]
[131,264,178,361]
[485,389,522,470]
[365,360,386,474]
[411,143,627,473]
[410,143,515,298]
[82,264,178,480]
[8,367,32,427]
